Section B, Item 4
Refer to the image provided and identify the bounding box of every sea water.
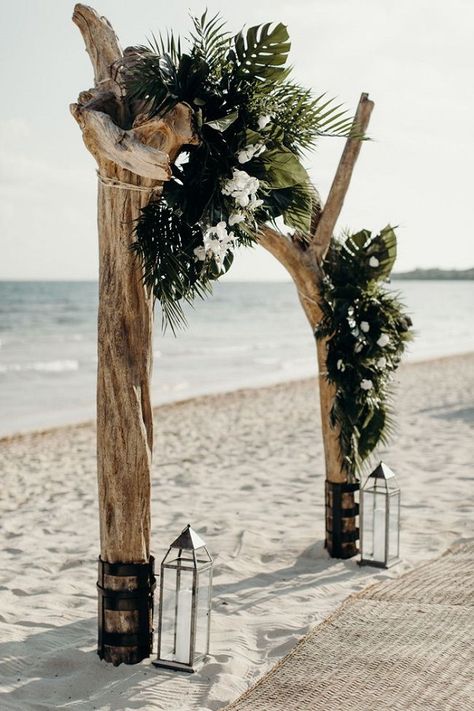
[0,280,473,437]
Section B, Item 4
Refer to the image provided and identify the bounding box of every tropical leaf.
[233,23,291,82]
[269,84,356,154]
[282,182,312,233]
[124,50,180,117]
[257,184,307,233]
[149,31,182,65]
[190,11,231,72]
[204,110,239,132]
[259,146,309,189]
[368,225,397,280]
[345,229,371,254]
[131,201,209,333]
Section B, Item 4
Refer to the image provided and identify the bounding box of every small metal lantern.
[359,462,400,568]
[154,524,213,672]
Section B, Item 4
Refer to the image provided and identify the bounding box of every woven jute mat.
[223,541,474,711]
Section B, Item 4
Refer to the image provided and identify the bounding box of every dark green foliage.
[190,11,231,73]
[315,227,413,479]
[131,201,206,332]
[232,23,291,82]
[269,84,356,155]
[124,13,358,331]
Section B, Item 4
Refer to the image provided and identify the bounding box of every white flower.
[369,256,380,267]
[337,359,345,372]
[354,342,364,353]
[235,194,249,207]
[228,213,245,226]
[377,357,387,369]
[360,379,374,391]
[237,142,266,164]
[377,333,390,348]
[360,321,370,333]
[257,115,272,129]
[193,245,207,261]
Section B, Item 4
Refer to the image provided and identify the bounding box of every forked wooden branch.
[257,93,374,498]
[310,92,374,261]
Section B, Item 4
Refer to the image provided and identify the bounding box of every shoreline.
[1,350,472,445]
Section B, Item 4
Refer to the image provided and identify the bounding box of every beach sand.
[0,353,473,710]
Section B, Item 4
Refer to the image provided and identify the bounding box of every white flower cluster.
[342,304,393,391]
[221,169,264,211]
[194,117,271,273]
[194,221,236,272]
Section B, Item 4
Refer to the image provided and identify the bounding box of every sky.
[0,0,472,280]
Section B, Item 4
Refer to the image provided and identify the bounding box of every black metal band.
[97,556,156,659]
[325,481,360,558]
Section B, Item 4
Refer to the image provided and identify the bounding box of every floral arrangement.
[127,13,355,329]
[315,226,413,479]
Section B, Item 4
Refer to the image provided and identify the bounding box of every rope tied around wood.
[97,171,162,194]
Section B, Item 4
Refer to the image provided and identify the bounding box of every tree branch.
[70,105,171,180]
[73,4,122,86]
[257,226,306,279]
[310,92,374,261]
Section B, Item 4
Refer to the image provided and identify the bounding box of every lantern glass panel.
[360,489,374,561]
[159,563,195,666]
[195,566,212,659]
[159,565,177,661]
[388,491,400,561]
[372,491,387,564]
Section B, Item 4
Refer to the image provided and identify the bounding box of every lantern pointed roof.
[170,524,207,551]
[370,461,396,479]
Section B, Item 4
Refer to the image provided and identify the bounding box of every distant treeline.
[393,268,474,280]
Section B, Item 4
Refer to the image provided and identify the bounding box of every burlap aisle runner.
[224,541,474,711]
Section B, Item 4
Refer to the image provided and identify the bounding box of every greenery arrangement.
[127,12,355,330]
[315,227,413,479]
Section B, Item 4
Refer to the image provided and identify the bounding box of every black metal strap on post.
[326,481,360,558]
[97,556,156,659]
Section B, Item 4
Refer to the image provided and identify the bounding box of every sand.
[0,353,473,711]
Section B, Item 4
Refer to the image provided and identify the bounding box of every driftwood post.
[259,93,374,558]
[71,4,198,664]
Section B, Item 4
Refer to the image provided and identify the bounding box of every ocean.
[0,280,473,437]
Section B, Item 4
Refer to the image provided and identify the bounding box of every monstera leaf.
[233,23,291,81]
[368,225,397,280]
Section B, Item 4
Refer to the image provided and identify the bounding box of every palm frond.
[124,49,180,117]
[149,31,182,65]
[189,11,231,73]
[269,84,355,154]
[131,201,210,333]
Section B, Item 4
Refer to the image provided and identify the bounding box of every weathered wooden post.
[70,4,198,664]
[259,93,374,558]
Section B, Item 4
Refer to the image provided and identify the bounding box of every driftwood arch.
[71,3,372,664]
[259,93,373,557]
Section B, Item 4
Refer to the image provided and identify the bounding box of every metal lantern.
[154,524,213,672]
[359,462,400,568]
